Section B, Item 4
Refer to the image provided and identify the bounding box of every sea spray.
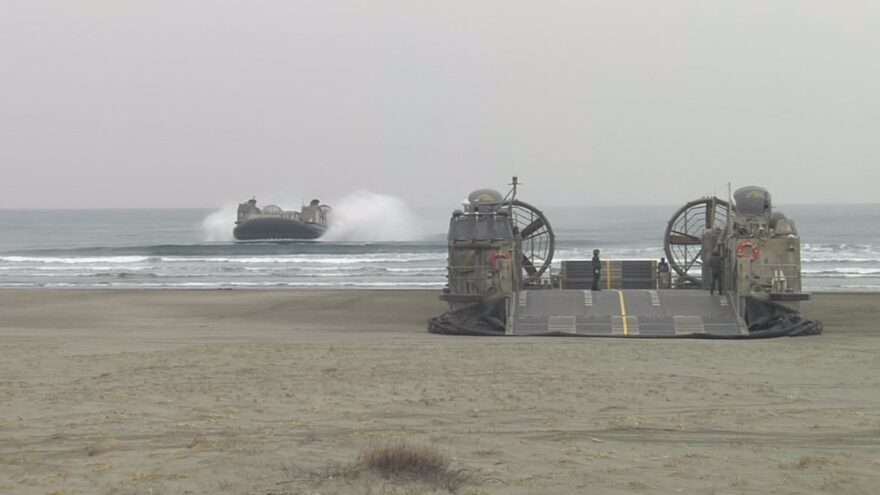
[322,191,423,242]
[202,204,238,242]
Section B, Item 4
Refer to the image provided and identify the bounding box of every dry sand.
[0,289,878,494]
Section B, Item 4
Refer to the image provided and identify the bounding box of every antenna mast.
[726,182,733,238]
[506,176,519,215]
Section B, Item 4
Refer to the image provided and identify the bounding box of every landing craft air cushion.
[233,198,331,241]
[428,178,821,338]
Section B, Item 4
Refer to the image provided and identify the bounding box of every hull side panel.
[233,217,326,240]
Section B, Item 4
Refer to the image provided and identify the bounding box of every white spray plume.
[322,191,421,242]
[202,203,238,242]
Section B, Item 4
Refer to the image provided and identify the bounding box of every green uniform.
[592,254,601,291]
[709,253,724,295]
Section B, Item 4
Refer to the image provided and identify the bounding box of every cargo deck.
[510,289,746,337]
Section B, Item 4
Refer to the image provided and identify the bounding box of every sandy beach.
[1,289,878,494]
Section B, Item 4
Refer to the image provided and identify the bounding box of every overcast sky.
[1,1,878,209]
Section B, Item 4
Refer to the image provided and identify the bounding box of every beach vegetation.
[357,442,472,492]
[283,442,473,493]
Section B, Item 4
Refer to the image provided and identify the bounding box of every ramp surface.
[512,289,745,337]
[560,260,657,289]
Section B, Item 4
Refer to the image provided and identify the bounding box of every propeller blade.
[520,217,545,239]
[668,230,701,245]
[522,255,537,276]
[682,248,704,271]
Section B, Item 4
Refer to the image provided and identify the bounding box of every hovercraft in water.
[233,198,331,241]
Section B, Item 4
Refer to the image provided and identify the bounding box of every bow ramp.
[510,289,746,337]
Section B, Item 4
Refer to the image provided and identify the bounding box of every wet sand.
[1,289,878,494]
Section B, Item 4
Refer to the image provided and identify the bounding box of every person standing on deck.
[591,249,601,291]
[709,248,725,295]
[658,257,671,289]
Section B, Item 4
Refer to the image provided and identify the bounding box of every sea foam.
[322,191,422,242]
[202,204,238,242]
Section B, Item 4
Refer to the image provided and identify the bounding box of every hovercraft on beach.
[428,178,821,338]
[233,198,331,241]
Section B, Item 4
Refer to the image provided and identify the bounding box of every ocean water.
[0,204,878,291]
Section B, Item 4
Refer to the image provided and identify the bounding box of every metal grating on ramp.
[560,260,658,289]
[610,316,626,336]
[512,289,745,337]
[610,316,640,336]
[673,316,705,335]
[583,290,593,306]
[548,316,577,334]
[626,316,640,335]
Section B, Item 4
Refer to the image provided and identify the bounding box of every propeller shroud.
[504,199,555,283]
